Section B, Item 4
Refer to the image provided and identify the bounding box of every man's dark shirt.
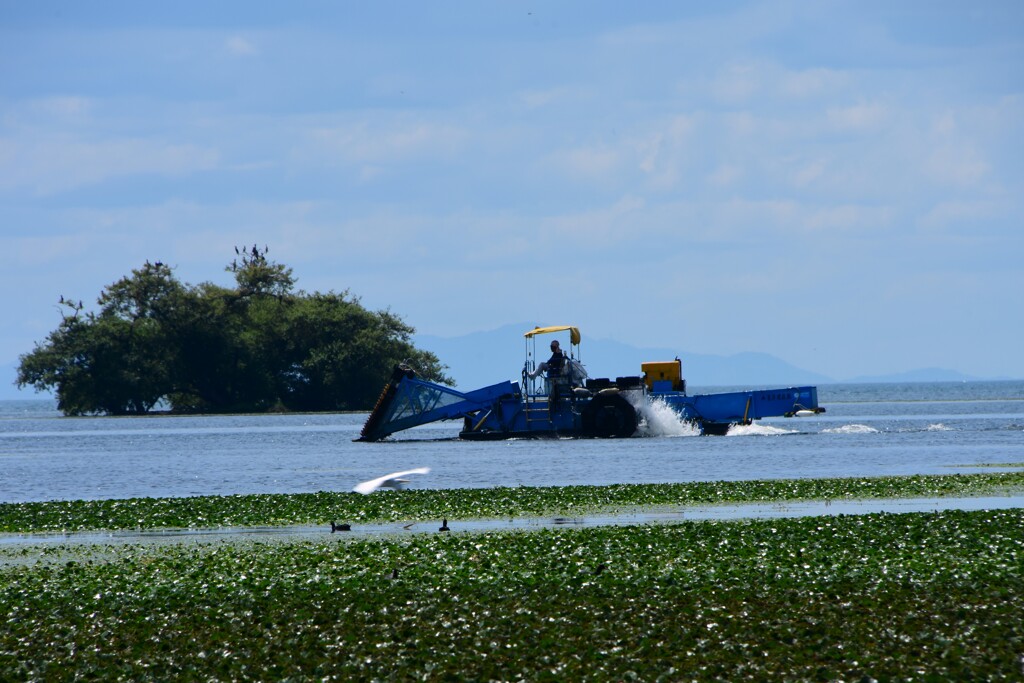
[547,350,566,376]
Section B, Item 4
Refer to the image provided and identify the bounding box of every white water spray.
[631,396,701,437]
[726,422,798,436]
[823,424,879,435]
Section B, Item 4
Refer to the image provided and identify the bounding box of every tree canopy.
[17,249,451,415]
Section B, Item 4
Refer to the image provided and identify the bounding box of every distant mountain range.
[843,368,983,383]
[412,322,984,391]
[0,324,995,401]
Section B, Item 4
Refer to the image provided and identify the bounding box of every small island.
[16,247,450,416]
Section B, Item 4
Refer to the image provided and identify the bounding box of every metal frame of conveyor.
[357,366,519,441]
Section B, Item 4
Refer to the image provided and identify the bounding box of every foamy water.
[823,424,880,435]
[727,423,799,436]
[632,397,701,437]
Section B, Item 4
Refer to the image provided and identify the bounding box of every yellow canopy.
[524,325,581,345]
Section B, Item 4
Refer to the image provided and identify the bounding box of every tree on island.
[16,248,451,415]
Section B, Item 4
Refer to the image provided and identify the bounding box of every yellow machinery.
[642,359,683,391]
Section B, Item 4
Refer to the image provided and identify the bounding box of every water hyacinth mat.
[3,470,1024,533]
[2,507,1022,681]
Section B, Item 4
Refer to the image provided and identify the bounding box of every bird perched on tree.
[353,467,430,494]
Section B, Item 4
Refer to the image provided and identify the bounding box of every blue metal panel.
[359,373,519,441]
[656,386,820,426]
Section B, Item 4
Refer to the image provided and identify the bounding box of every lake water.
[1,381,1022,504]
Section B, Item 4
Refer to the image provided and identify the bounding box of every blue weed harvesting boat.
[358,325,824,441]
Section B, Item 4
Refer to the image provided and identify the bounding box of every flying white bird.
[353,467,431,494]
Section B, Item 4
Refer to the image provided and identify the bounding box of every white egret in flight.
[353,467,431,494]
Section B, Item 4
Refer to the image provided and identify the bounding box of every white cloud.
[358,165,385,182]
[548,115,698,189]
[919,109,995,188]
[919,200,999,231]
[709,197,894,238]
[544,195,646,248]
[781,68,847,98]
[711,63,763,103]
[306,120,469,165]
[717,197,801,237]
[923,143,989,187]
[931,111,957,136]
[225,35,257,56]
[31,96,94,118]
[548,144,619,181]
[826,102,888,130]
[708,164,742,187]
[792,159,827,188]
[0,232,96,269]
[634,116,697,188]
[803,203,893,232]
[722,111,758,137]
[0,136,221,195]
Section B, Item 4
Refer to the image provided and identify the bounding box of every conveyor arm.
[357,366,520,441]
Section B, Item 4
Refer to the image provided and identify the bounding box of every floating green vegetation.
[1,508,1021,680]
[2,471,1024,534]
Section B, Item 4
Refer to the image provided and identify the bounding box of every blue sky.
[2,0,1022,390]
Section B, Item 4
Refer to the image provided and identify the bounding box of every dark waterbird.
[330,521,351,533]
[439,518,450,532]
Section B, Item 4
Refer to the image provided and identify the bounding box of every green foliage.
[1,508,1022,680]
[16,250,450,415]
[2,471,1022,534]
